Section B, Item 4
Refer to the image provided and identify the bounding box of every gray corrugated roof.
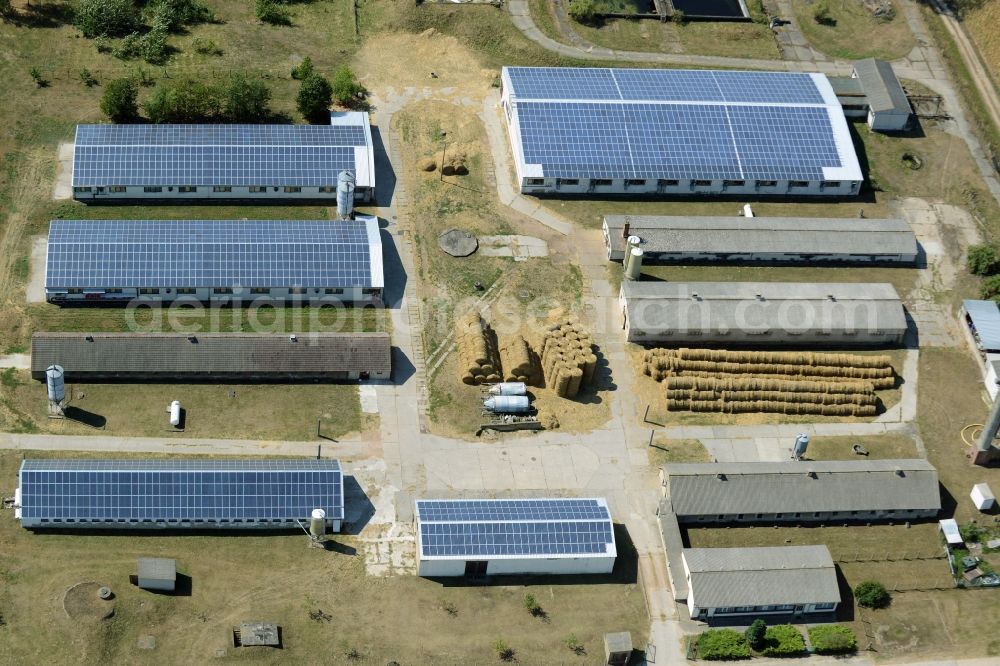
[622,281,907,336]
[604,216,917,257]
[666,459,940,516]
[964,300,1000,351]
[854,59,911,114]
[31,332,391,377]
[829,76,864,96]
[138,557,176,581]
[683,546,840,608]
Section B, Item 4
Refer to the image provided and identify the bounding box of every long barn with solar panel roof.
[44,217,383,304]
[500,67,863,197]
[415,498,617,576]
[70,112,374,202]
[15,459,344,530]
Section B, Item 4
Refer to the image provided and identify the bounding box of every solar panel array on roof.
[502,67,861,184]
[18,459,343,527]
[45,219,381,289]
[416,498,616,559]
[73,122,368,187]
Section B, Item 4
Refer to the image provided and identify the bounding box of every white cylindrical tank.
[793,433,810,459]
[337,170,356,219]
[484,396,531,413]
[46,365,65,402]
[743,203,754,217]
[169,401,181,427]
[625,247,643,281]
[488,382,527,396]
[624,235,641,266]
[309,508,327,539]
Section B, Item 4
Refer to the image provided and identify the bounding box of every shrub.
[522,593,545,617]
[256,0,291,25]
[761,624,806,657]
[144,77,220,123]
[101,78,139,121]
[332,65,364,106]
[744,618,767,651]
[29,67,49,88]
[567,0,597,24]
[191,37,222,55]
[564,633,584,655]
[291,56,314,80]
[112,28,170,64]
[79,68,99,87]
[982,274,1000,301]
[492,639,515,661]
[813,0,834,25]
[222,73,272,122]
[0,0,13,19]
[296,73,332,123]
[74,0,141,38]
[146,0,214,32]
[695,629,751,660]
[808,625,857,655]
[968,244,1000,276]
[854,580,890,609]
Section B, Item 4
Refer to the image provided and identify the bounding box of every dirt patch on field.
[64,582,115,621]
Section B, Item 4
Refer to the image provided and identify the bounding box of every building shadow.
[370,125,397,209]
[379,225,408,310]
[341,475,375,535]
[390,347,416,384]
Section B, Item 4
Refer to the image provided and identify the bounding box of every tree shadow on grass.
[7,2,75,28]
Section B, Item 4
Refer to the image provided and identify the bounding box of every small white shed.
[972,483,996,511]
[137,557,176,591]
[940,519,963,545]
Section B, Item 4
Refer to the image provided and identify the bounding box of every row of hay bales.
[457,313,502,385]
[540,317,598,399]
[665,399,878,416]
[663,376,876,395]
[652,347,892,369]
[499,334,542,386]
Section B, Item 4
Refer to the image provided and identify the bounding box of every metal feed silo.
[483,396,530,413]
[336,170,356,219]
[45,365,65,403]
[792,433,810,460]
[309,508,327,541]
[488,382,527,396]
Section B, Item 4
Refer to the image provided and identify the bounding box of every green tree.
[223,74,272,122]
[144,78,220,123]
[984,275,1000,301]
[147,0,214,32]
[0,0,14,19]
[744,618,767,651]
[255,0,291,25]
[854,580,890,609]
[567,0,597,24]
[813,0,834,25]
[74,0,142,38]
[101,78,139,121]
[331,65,364,106]
[968,244,1000,276]
[291,56,314,80]
[296,73,332,124]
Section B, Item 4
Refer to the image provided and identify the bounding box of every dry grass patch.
[791,0,916,60]
[804,432,919,460]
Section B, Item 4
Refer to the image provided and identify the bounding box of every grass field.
[0,449,649,665]
[804,432,919,460]
[955,0,1000,90]
[791,0,915,60]
[0,369,369,440]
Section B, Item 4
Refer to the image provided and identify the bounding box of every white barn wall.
[72,185,373,203]
[418,556,615,577]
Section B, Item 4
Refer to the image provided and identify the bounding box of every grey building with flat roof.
[620,281,907,346]
[683,546,840,620]
[603,215,917,265]
[137,558,177,591]
[852,59,912,132]
[661,459,941,524]
[31,332,391,381]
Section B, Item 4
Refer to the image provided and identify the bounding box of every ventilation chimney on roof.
[895,468,905,477]
[289,334,298,343]
[622,219,630,238]
[85,335,94,342]
[187,335,197,343]
[716,473,726,481]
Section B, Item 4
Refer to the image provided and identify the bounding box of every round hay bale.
[418,157,437,172]
[462,374,476,385]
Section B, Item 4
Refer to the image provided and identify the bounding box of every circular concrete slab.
[438,229,478,257]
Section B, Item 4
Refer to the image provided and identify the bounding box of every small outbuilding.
[972,483,996,511]
[234,622,281,648]
[604,632,633,665]
[852,59,912,132]
[940,518,963,545]
[136,557,176,592]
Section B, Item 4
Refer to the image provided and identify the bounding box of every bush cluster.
[256,0,291,25]
[112,28,170,64]
[696,629,751,661]
[75,0,141,38]
[761,624,806,657]
[854,580,891,609]
[142,75,273,123]
[808,625,858,655]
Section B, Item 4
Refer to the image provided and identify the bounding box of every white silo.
[309,508,327,541]
[336,170,356,219]
[484,396,531,413]
[625,247,644,281]
[46,365,66,415]
[169,401,182,427]
[624,235,641,267]
[792,433,810,460]
[488,382,527,396]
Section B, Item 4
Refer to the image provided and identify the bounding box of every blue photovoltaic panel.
[45,219,376,289]
[18,459,344,523]
[421,521,613,557]
[416,498,615,558]
[72,124,367,187]
[417,498,611,522]
[504,66,852,183]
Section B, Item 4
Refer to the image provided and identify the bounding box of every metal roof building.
[682,546,841,620]
[71,112,374,202]
[962,300,1000,353]
[31,332,391,381]
[415,498,617,577]
[852,59,912,132]
[16,459,344,530]
[662,459,941,523]
[137,557,177,591]
[500,66,863,198]
[620,281,907,346]
[602,215,917,264]
[44,217,383,305]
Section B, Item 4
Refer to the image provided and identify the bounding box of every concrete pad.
[506,446,548,489]
[359,384,379,414]
[0,354,30,369]
[26,237,47,304]
[477,235,549,261]
[480,449,516,489]
[53,143,74,200]
[540,445,578,489]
